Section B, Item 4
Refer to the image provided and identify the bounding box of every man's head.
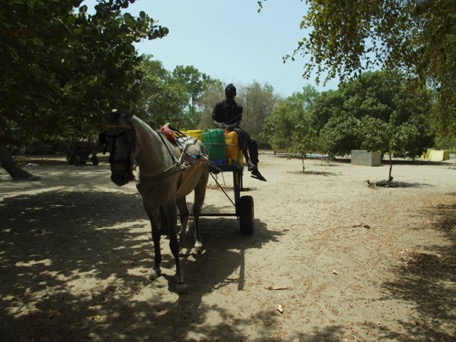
[225,83,236,103]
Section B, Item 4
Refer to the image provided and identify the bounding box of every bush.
[23,138,70,155]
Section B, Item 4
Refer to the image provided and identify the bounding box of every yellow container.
[184,129,203,141]
[225,131,243,164]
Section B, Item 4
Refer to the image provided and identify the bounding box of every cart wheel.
[238,195,254,235]
[92,155,99,166]
[73,156,81,166]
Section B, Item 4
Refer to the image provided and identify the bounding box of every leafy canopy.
[259,0,455,138]
[0,0,168,144]
[316,71,434,157]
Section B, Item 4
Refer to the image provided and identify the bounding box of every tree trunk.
[0,145,40,181]
[387,152,393,187]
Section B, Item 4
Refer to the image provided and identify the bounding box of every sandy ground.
[1,152,455,341]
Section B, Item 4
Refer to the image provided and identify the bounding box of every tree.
[259,0,456,138]
[197,78,224,129]
[135,56,188,128]
[318,111,360,157]
[292,0,455,83]
[240,82,278,139]
[260,99,295,152]
[290,86,320,158]
[170,65,212,129]
[357,115,421,186]
[260,86,318,154]
[135,58,218,130]
[0,0,168,180]
[313,71,433,184]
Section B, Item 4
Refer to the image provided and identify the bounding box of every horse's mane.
[130,115,159,147]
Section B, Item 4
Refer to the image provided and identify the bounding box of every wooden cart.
[67,139,99,166]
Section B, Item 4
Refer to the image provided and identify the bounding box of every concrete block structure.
[351,150,382,166]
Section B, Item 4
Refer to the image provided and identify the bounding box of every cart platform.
[203,159,254,234]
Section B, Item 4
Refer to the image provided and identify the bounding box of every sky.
[85,0,339,97]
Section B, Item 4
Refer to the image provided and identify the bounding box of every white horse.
[102,110,209,294]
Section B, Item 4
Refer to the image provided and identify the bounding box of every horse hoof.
[194,242,203,254]
[148,267,161,281]
[176,283,189,295]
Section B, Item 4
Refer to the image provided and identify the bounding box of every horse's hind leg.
[192,172,208,254]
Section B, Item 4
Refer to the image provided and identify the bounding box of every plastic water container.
[224,131,243,164]
[203,129,225,162]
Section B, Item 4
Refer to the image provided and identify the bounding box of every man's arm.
[225,105,242,130]
[212,102,226,128]
[213,120,226,128]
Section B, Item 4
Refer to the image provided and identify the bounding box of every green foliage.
[292,0,455,83]
[23,138,69,155]
[170,65,212,129]
[240,82,278,139]
[197,78,224,129]
[135,56,188,128]
[314,71,434,158]
[0,0,168,146]
[135,58,216,130]
[260,85,318,153]
[319,112,360,156]
[260,100,294,151]
[276,0,456,138]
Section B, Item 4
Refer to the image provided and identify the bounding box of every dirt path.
[1,153,455,341]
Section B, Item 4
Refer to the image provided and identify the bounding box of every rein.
[139,131,191,182]
[139,162,190,182]
[156,130,180,165]
[102,121,192,183]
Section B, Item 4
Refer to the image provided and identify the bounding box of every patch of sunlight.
[15,259,52,267]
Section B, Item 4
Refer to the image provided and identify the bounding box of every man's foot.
[247,160,256,171]
[251,168,267,182]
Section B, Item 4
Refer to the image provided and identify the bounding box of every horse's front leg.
[176,197,189,247]
[145,207,162,281]
[163,202,188,295]
[192,214,203,254]
[138,183,163,281]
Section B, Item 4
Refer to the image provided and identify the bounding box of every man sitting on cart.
[212,83,267,182]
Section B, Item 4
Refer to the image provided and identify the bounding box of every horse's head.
[101,109,136,186]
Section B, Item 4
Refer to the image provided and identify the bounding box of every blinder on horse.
[99,123,136,186]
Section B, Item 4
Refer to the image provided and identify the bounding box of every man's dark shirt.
[212,100,243,127]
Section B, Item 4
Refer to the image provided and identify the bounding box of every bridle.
[101,123,136,179]
[100,119,203,184]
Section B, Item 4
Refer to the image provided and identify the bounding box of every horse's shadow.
[150,209,282,340]
[0,187,282,341]
[169,209,278,294]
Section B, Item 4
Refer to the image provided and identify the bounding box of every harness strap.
[156,130,180,164]
[175,160,203,196]
[139,162,190,182]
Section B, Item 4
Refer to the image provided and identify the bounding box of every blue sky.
[85,0,339,97]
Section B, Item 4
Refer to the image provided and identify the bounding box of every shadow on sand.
[0,189,346,341]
